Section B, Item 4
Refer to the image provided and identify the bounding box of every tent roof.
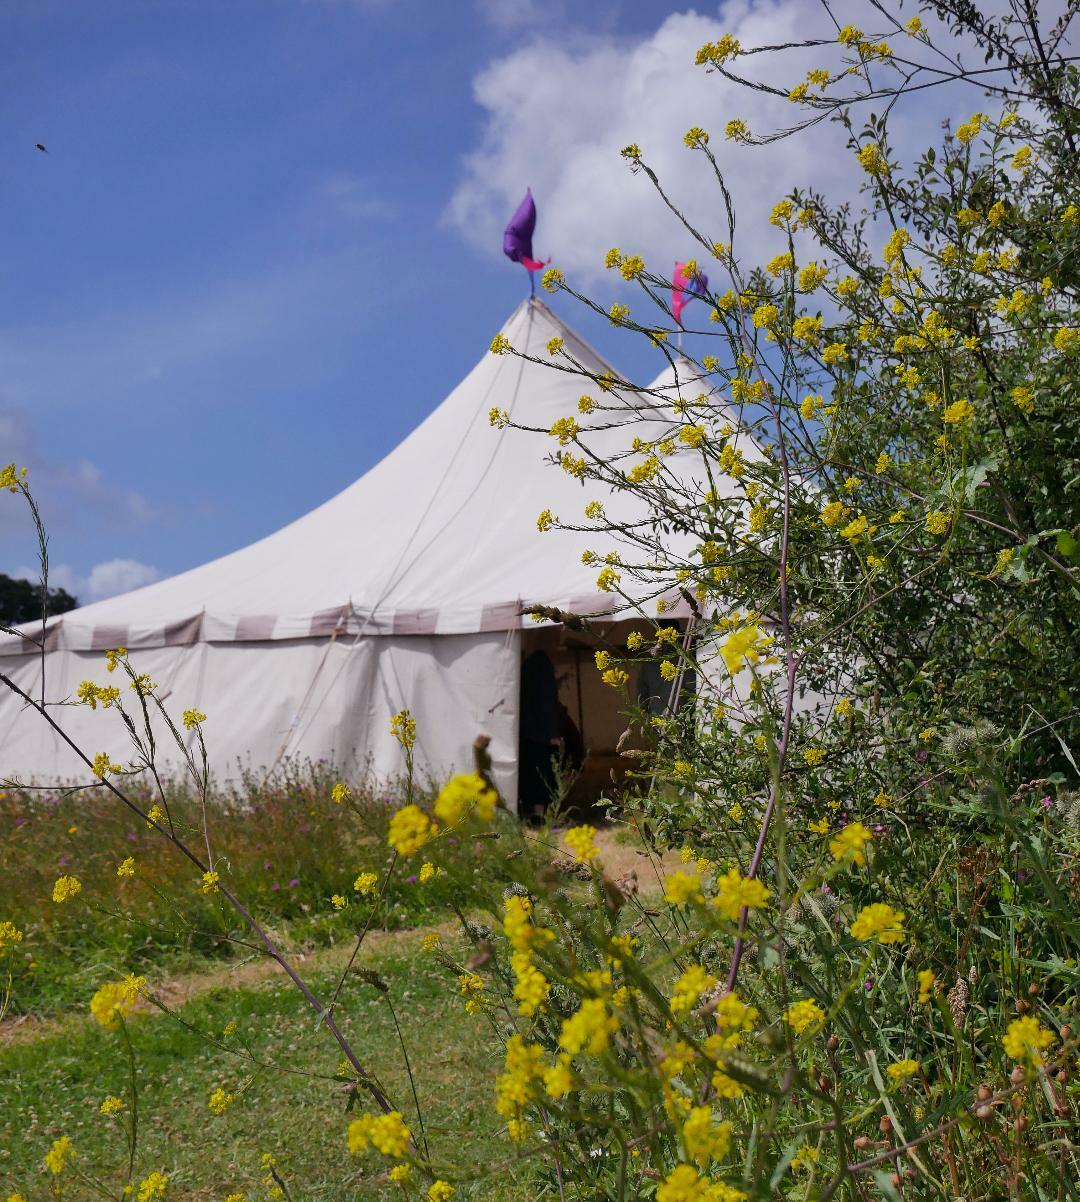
[2,300,742,654]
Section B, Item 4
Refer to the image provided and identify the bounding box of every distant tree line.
[0,572,78,626]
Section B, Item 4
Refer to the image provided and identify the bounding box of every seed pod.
[1016,998,1030,1015]
[879,1115,893,1134]
[975,1104,993,1119]
[1028,983,1039,997]
[827,1034,840,1053]
[853,1135,872,1150]
[977,1084,992,1101]
[1011,1064,1027,1085]
[948,977,969,1026]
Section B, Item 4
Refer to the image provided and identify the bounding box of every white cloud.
[13,558,160,605]
[475,0,559,31]
[317,173,395,224]
[447,1,994,288]
[448,3,848,284]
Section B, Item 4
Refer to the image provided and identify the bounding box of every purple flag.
[503,188,546,272]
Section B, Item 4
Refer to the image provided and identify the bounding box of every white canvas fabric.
[0,299,744,797]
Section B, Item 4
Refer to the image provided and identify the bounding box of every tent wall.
[0,630,521,806]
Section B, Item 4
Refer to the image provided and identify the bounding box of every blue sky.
[2,0,688,599]
[1,0,980,601]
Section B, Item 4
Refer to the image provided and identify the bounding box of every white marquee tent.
[0,299,749,803]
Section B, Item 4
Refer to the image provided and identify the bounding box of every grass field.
[0,763,486,1019]
[2,763,673,1201]
[2,926,546,1201]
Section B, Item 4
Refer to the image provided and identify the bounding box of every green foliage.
[0,571,77,626]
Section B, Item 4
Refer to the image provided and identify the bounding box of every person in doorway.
[519,649,561,824]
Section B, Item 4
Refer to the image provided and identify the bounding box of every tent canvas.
[0,299,743,803]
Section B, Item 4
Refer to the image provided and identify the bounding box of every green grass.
[2,933,542,1201]
[0,762,481,1018]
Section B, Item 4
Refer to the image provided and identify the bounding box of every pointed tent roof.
[2,301,740,656]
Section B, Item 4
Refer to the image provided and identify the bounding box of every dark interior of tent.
[517,618,695,820]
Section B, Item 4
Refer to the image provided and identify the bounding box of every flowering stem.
[0,669,398,1116]
[119,1014,139,1178]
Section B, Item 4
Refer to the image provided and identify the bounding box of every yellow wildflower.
[1002,1016,1055,1063]
[887,1059,920,1082]
[89,975,145,1029]
[829,821,872,866]
[712,867,770,920]
[850,902,906,944]
[785,999,825,1035]
[564,824,600,864]
[387,805,433,856]
[52,875,82,903]
[347,1111,411,1158]
[434,772,498,826]
[663,870,703,907]
[44,1135,75,1175]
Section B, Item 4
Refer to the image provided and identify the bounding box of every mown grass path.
[2,830,678,1200]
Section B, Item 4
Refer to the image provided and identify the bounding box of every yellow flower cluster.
[89,974,146,1029]
[828,821,872,866]
[44,1135,74,1174]
[720,625,766,675]
[784,999,825,1035]
[0,463,28,492]
[695,35,741,65]
[387,805,434,857]
[208,1087,234,1115]
[1002,1016,1055,1063]
[657,1164,746,1201]
[682,1106,732,1167]
[347,1110,411,1158]
[495,1034,546,1142]
[136,1171,168,1201]
[182,708,206,729]
[0,920,24,950]
[52,875,82,903]
[564,824,600,863]
[559,997,618,1055]
[458,973,485,1014]
[886,1058,920,1082]
[434,772,497,826]
[390,708,417,749]
[671,965,717,1018]
[849,902,905,944]
[504,895,551,1016]
[76,680,121,710]
[91,752,122,779]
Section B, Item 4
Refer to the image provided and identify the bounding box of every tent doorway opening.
[517,619,694,821]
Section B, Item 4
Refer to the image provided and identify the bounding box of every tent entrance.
[517,618,690,817]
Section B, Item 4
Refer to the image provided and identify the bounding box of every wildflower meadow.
[2,4,1079,1201]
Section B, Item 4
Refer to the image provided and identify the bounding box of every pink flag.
[672,261,709,325]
